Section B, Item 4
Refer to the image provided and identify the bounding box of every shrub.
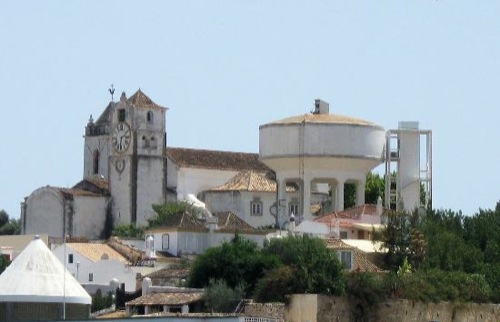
[395,269,492,303]
[345,272,385,306]
[112,224,145,238]
[91,289,114,312]
[203,279,244,313]
[253,266,295,303]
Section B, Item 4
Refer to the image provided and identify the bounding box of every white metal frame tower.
[385,122,432,211]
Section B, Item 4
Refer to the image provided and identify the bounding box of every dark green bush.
[396,270,491,303]
[203,279,244,313]
[253,266,295,303]
[112,224,145,238]
[91,289,114,312]
[345,272,385,306]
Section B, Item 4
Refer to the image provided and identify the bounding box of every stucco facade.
[22,186,108,240]
[52,243,137,292]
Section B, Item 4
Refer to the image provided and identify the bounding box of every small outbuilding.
[0,236,91,321]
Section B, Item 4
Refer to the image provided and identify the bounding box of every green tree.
[148,201,200,228]
[253,266,295,303]
[375,208,427,271]
[0,210,8,227]
[112,224,145,238]
[419,209,483,273]
[0,210,21,235]
[0,256,11,274]
[188,235,280,296]
[261,235,345,297]
[203,279,244,313]
[343,172,385,209]
[364,172,385,204]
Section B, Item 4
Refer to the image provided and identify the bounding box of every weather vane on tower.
[109,84,115,101]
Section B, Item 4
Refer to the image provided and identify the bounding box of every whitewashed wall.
[136,156,165,226]
[24,187,65,238]
[72,196,108,239]
[167,163,240,200]
[53,244,137,292]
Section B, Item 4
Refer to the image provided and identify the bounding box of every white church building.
[20,90,431,241]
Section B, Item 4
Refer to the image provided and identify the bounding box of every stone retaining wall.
[244,302,286,322]
[285,295,500,322]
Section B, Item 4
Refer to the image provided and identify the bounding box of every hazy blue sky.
[1,1,499,219]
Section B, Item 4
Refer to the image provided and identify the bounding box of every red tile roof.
[166,147,270,172]
[315,204,379,222]
[67,243,128,263]
[323,238,384,273]
[55,187,102,199]
[214,212,264,234]
[146,212,264,235]
[209,171,276,192]
[72,177,110,196]
[127,89,166,110]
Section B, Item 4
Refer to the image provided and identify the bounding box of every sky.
[0,1,499,219]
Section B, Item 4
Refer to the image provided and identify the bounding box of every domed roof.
[264,113,375,127]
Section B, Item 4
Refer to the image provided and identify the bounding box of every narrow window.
[118,109,126,122]
[289,203,299,215]
[147,111,153,124]
[89,273,94,282]
[339,251,352,270]
[340,231,348,239]
[68,254,74,264]
[250,201,262,216]
[162,234,169,249]
[93,150,100,174]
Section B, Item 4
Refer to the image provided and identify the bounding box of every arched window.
[93,150,100,174]
[147,111,153,124]
[150,136,157,148]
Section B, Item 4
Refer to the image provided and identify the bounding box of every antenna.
[109,84,115,101]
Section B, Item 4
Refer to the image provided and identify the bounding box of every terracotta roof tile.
[72,177,110,196]
[214,212,264,234]
[56,187,101,199]
[316,204,379,222]
[67,243,128,263]
[166,147,270,172]
[126,292,203,306]
[83,177,109,190]
[209,171,276,192]
[148,212,208,233]
[146,268,190,279]
[127,89,166,109]
[324,238,384,273]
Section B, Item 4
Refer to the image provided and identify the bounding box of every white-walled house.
[202,170,329,228]
[296,203,384,240]
[52,242,138,292]
[166,147,270,201]
[146,212,268,257]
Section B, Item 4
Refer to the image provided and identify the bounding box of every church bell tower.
[108,90,168,226]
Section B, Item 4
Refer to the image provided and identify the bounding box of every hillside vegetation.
[186,201,500,310]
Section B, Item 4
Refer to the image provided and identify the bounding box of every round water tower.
[259,99,386,221]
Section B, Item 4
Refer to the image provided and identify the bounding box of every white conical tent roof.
[0,237,91,304]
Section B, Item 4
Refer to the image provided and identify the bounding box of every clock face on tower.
[112,122,131,153]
